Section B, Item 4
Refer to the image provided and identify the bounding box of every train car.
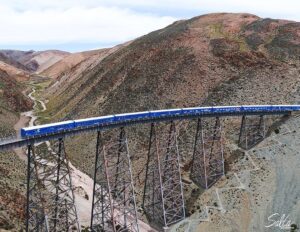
[290,105,300,111]
[213,106,242,113]
[242,105,266,112]
[280,105,300,111]
[74,115,115,128]
[149,109,182,118]
[257,105,272,111]
[181,107,212,116]
[20,105,300,139]
[271,105,282,111]
[114,111,150,122]
[20,120,75,138]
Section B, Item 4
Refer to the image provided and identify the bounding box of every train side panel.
[149,109,182,118]
[74,115,115,128]
[20,105,300,138]
[114,111,150,122]
[21,121,75,138]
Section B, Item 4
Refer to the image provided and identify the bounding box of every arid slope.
[4,13,300,231]
[0,49,69,73]
[0,68,32,230]
[41,49,108,79]
[39,13,300,230]
[44,13,300,123]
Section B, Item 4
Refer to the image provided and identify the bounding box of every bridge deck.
[0,105,298,150]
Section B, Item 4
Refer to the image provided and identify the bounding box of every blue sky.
[0,0,299,52]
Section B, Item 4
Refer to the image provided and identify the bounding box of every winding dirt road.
[13,88,36,160]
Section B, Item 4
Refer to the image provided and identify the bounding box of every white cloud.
[5,0,297,20]
[0,3,176,50]
[99,0,300,20]
[196,1,300,21]
[0,0,299,51]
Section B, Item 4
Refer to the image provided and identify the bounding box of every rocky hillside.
[41,42,131,113]
[0,52,29,71]
[0,69,32,114]
[0,68,32,230]
[40,49,109,79]
[0,12,299,231]
[36,13,300,230]
[0,61,30,82]
[44,13,300,122]
[0,49,69,73]
[42,12,300,158]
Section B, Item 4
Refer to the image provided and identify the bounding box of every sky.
[0,0,299,52]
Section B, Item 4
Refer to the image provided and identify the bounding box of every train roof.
[22,120,74,131]
[150,108,182,113]
[21,105,300,131]
[115,111,150,117]
[75,115,114,122]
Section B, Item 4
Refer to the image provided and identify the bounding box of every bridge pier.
[191,117,225,189]
[142,122,185,229]
[26,144,49,232]
[90,128,139,232]
[50,138,80,231]
[238,115,265,150]
[25,139,80,231]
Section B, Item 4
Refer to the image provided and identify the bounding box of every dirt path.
[13,88,47,160]
[13,88,36,160]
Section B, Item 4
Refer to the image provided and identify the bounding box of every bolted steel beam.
[238,115,265,150]
[90,128,139,232]
[191,117,224,189]
[26,138,80,231]
[26,144,49,232]
[143,122,185,229]
[49,138,80,231]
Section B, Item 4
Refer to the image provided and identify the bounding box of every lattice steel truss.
[90,128,139,232]
[142,122,185,229]
[26,144,49,232]
[26,138,80,232]
[191,117,225,189]
[238,115,265,150]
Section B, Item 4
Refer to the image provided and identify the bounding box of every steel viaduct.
[0,105,299,232]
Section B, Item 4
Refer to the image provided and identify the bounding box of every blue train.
[20,105,300,138]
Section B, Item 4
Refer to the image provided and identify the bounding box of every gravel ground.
[170,114,300,232]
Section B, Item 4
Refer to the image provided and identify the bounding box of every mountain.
[0,52,29,71]
[40,49,107,79]
[44,13,300,121]
[0,49,69,73]
[0,61,30,82]
[0,68,32,126]
[42,42,131,105]
[0,65,33,230]
[38,13,300,231]
[1,12,300,230]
